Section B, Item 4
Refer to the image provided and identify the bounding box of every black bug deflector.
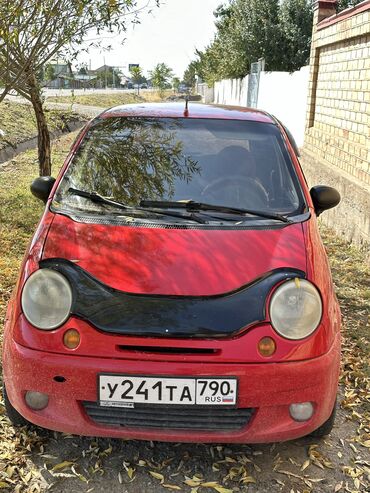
[40,259,305,339]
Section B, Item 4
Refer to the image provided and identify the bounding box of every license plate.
[99,375,237,407]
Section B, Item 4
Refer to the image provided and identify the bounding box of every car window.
[54,117,305,216]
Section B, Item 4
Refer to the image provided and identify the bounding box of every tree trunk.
[28,75,51,176]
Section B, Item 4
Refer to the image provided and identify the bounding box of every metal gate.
[247,58,265,108]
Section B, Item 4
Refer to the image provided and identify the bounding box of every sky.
[77,0,222,78]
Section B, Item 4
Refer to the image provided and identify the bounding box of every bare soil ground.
[0,134,369,493]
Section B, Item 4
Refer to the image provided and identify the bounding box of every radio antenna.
[184,96,189,116]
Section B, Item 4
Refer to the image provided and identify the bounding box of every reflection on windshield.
[56,118,200,208]
[54,117,304,217]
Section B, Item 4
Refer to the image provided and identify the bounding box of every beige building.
[302,0,370,251]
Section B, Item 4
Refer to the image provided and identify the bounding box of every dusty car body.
[3,103,341,443]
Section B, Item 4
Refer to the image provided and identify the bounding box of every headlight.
[269,279,322,340]
[21,269,72,330]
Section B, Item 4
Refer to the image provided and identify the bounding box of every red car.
[3,103,342,443]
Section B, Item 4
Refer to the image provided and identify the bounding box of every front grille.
[116,345,219,356]
[83,402,255,431]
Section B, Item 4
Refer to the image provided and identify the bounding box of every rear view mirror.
[310,185,341,216]
[31,176,56,204]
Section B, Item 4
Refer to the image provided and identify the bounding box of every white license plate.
[99,375,237,407]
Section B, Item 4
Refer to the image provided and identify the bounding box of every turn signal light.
[258,336,276,357]
[63,329,80,349]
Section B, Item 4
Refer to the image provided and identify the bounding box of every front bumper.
[3,335,340,443]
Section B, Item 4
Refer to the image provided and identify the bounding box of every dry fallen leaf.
[213,486,234,493]
[51,461,75,472]
[150,471,165,483]
[184,477,202,487]
[308,445,334,469]
[241,475,256,484]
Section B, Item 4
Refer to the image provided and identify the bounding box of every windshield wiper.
[140,200,291,223]
[67,188,208,224]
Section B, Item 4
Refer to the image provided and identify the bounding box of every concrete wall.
[258,67,310,147]
[303,0,370,251]
[301,149,370,248]
[195,83,215,104]
[214,77,249,107]
[213,68,310,147]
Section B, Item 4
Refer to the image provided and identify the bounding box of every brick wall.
[303,0,370,250]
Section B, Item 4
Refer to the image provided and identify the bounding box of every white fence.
[214,77,249,107]
[195,83,215,104]
[212,66,310,147]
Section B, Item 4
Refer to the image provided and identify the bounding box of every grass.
[46,90,173,107]
[0,135,75,323]
[321,228,370,365]
[0,101,83,150]
[0,90,172,152]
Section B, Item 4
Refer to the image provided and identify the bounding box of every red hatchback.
[3,103,342,443]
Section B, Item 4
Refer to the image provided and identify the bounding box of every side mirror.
[310,185,341,216]
[30,176,56,204]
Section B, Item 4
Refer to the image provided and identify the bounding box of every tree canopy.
[149,63,174,95]
[172,77,181,92]
[129,65,144,93]
[337,0,363,11]
[0,0,158,175]
[95,67,122,88]
[185,0,314,86]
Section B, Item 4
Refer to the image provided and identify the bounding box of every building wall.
[302,0,370,250]
[305,1,370,184]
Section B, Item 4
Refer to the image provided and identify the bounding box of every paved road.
[4,87,152,98]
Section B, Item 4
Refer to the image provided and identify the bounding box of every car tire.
[2,383,30,427]
[309,398,337,438]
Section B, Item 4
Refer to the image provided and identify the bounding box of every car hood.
[42,214,307,296]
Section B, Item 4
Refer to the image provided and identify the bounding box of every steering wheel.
[200,176,269,209]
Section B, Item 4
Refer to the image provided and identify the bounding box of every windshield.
[53,117,305,218]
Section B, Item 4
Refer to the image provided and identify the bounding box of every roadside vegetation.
[183,0,364,88]
[0,0,159,175]
[0,101,83,151]
[46,90,172,107]
[0,135,369,492]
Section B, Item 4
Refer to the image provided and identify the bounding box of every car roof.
[101,102,275,124]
